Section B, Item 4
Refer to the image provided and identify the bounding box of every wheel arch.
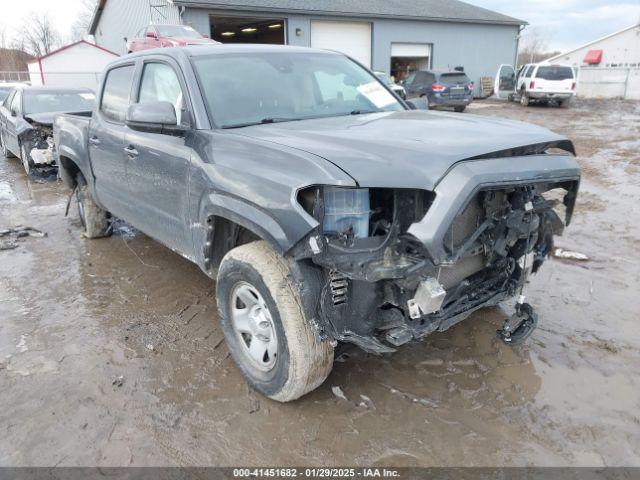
[197,193,303,274]
[57,154,83,188]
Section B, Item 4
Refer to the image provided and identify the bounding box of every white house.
[546,23,640,68]
[545,23,640,100]
[28,40,119,90]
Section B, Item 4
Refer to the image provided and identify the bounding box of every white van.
[495,63,577,107]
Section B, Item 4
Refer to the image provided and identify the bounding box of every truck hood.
[233,110,569,189]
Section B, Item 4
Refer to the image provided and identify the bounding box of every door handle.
[89,136,100,146]
[124,146,139,158]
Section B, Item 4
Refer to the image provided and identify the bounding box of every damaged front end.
[19,117,57,169]
[292,150,580,353]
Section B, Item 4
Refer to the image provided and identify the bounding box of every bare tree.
[71,0,99,41]
[17,13,60,57]
[518,28,558,66]
[0,24,9,49]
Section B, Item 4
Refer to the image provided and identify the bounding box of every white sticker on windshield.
[357,81,396,108]
[80,93,95,100]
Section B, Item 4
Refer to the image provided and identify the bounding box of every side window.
[414,72,429,86]
[100,65,135,123]
[138,62,186,124]
[524,66,533,78]
[11,91,21,115]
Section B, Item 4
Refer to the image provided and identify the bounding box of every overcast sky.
[469,0,640,51]
[0,0,86,45]
[1,0,639,53]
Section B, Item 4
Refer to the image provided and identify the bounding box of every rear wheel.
[559,98,571,108]
[454,106,466,113]
[216,241,334,402]
[76,176,111,238]
[520,91,530,107]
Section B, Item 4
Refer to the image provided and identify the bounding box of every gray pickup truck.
[54,45,580,402]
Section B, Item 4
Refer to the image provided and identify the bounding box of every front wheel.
[20,143,35,175]
[216,241,334,402]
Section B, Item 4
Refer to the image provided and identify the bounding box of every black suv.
[404,70,474,112]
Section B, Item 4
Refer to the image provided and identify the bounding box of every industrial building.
[88,0,525,94]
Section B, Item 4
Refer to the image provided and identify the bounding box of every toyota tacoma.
[54,45,580,401]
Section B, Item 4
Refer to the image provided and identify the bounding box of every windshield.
[193,52,404,128]
[535,66,574,81]
[439,73,471,84]
[24,91,95,115]
[157,25,202,39]
[375,72,391,85]
[0,87,13,102]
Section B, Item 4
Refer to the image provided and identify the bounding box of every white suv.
[495,63,577,108]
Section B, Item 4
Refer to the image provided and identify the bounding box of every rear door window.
[100,65,135,123]
[534,66,574,81]
[414,72,431,86]
[524,66,534,78]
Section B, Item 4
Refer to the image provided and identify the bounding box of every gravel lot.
[0,98,639,467]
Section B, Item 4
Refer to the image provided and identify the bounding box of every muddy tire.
[520,92,530,107]
[216,241,334,402]
[76,178,111,238]
[1,132,15,158]
[454,106,466,113]
[20,143,35,175]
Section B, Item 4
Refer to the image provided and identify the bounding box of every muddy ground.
[0,99,639,467]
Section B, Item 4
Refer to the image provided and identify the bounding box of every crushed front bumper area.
[298,155,580,353]
[22,124,57,168]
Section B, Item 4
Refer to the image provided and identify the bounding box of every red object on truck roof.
[584,49,603,65]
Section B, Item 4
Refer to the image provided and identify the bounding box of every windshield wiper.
[222,111,378,129]
[350,109,377,115]
[222,117,301,129]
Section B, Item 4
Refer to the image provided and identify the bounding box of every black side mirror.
[125,101,186,135]
[10,109,17,117]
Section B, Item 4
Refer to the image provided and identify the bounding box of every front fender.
[202,193,291,254]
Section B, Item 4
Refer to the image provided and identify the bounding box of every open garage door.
[210,16,285,44]
[391,43,431,82]
[310,21,371,67]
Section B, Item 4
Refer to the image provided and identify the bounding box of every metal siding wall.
[94,0,181,55]
[156,7,520,96]
[182,9,211,35]
[372,19,519,94]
